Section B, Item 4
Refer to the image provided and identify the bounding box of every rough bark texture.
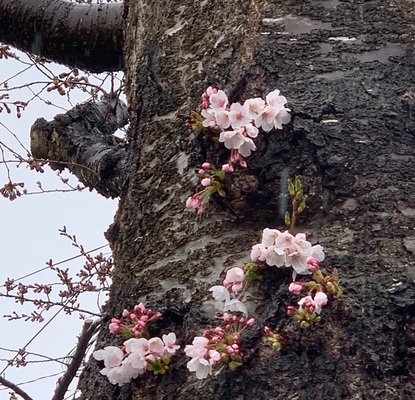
[30,97,129,198]
[0,0,123,72]
[53,0,415,398]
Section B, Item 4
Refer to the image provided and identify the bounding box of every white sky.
[0,48,121,399]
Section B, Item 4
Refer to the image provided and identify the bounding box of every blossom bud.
[201,162,212,169]
[198,169,205,175]
[286,305,296,316]
[222,163,234,173]
[288,282,304,295]
[223,313,231,322]
[246,318,255,327]
[201,178,212,187]
[307,257,320,272]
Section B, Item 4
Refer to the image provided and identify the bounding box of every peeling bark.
[0,0,123,72]
[30,97,129,198]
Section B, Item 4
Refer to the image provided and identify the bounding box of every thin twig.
[0,375,34,400]
[52,318,102,400]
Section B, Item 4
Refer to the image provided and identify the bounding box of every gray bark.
[79,0,415,398]
[3,0,415,399]
[0,0,123,72]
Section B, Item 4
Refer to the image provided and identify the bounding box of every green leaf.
[218,189,226,197]
[298,198,306,213]
[216,170,226,180]
[288,179,295,196]
[295,176,302,192]
[228,361,243,371]
[284,211,291,226]
[148,360,165,375]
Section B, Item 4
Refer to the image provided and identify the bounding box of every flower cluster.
[201,87,291,159]
[209,267,248,316]
[287,261,343,328]
[93,333,180,385]
[250,228,325,277]
[93,304,179,385]
[187,87,291,213]
[185,313,254,379]
[108,302,162,338]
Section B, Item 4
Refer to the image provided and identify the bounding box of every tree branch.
[52,318,102,400]
[30,97,129,198]
[0,375,34,400]
[0,0,124,72]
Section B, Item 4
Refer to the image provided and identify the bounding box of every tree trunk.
[47,0,415,398]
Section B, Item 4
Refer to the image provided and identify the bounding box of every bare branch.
[30,97,129,198]
[0,0,123,72]
[52,318,102,400]
[0,375,34,400]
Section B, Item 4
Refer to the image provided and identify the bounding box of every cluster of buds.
[108,303,162,339]
[263,326,283,351]
[185,162,227,214]
[185,313,254,379]
[0,181,25,201]
[287,258,343,328]
[93,304,179,385]
[187,87,291,213]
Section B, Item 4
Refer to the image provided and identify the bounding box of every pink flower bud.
[307,257,320,272]
[223,313,231,322]
[201,162,212,169]
[201,178,212,187]
[264,326,272,335]
[222,163,234,173]
[286,305,296,316]
[198,168,205,175]
[289,282,304,295]
[246,318,255,328]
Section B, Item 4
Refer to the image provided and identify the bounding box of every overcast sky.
[0,48,121,399]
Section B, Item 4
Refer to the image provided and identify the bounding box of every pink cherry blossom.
[209,90,228,111]
[244,97,266,119]
[216,110,231,129]
[237,136,256,157]
[314,291,328,311]
[261,228,281,246]
[219,129,245,150]
[149,337,165,357]
[228,102,251,129]
[184,336,209,359]
[201,108,217,128]
[250,243,268,262]
[93,346,124,369]
[162,332,180,355]
[124,338,149,354]
[209,285,230,302]
[186,357,212,379]
[223,267,245,293]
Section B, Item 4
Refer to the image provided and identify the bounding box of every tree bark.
[77,0,415,398]
[5,0,415,399]
[0,0,123,72]
[30,97,129,198]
